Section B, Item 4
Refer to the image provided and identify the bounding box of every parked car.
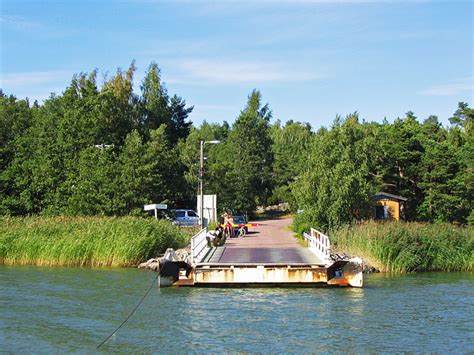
[231,215,248,234]
[174,209,200,226]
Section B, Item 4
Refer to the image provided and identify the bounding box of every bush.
[293,209,323,235]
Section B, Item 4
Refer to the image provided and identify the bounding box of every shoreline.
[2,217,472,273]
[0,216,188,268]
[328,221,474,273]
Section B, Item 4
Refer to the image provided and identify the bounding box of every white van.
[174,209,199,226]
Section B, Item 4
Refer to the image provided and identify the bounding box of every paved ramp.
[200,218,324,265]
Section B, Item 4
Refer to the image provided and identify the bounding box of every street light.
[199,140,221,227]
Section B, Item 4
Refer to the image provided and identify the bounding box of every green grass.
[329,222,474,273]
[0,216,189,267]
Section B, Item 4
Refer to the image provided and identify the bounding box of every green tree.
[168,95,193,145]
[1,62,193,216]
[374,113,425,220]
[115,130,151,214]
[99,63,139,146]
[145,126,186,207]
[218,90,274,214]
[0,92,32,170]
[270,120,312,206]
[292,114,372,230]
[450,102,474,135]
[417,139,466,222]
[139,63,193,146]
[3,92,73,215]
[0,93,33,214]
[178,121,230,208]
[68,146,119,215]
[140,62,170,134]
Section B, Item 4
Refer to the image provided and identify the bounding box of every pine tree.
[270,120,312,206]
[219,90,274,214]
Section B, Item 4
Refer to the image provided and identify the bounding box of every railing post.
[305,227,331,263]
[190,228,208,264]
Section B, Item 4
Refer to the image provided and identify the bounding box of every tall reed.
[0,216,189,267]
[329,221,474,273]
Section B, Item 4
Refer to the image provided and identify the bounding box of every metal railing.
[303,228,331,264]
[190,228,208,264]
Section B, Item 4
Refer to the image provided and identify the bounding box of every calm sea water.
[1,266,472,353]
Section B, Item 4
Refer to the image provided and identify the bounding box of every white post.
[198,140,220,228]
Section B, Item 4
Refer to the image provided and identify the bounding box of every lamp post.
[199,140,221,227]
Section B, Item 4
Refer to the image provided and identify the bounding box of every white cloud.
[0,70,73,101]
[0,15,44,32]
[189,103,239,124]
[169,59,322,85]
[135,38,222,58]
[191,103,236,114]
[1,70,71,88]
[0,14,78,38]
[419,78,473,97]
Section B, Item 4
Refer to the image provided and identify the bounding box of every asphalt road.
[203,217,323,264]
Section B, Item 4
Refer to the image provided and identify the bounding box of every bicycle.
[236,225,247,238]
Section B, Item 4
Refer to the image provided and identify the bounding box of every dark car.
[232,215,248,234]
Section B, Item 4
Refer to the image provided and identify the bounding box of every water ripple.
[1,266,472,353]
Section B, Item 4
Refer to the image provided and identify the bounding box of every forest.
[1,62,473,231]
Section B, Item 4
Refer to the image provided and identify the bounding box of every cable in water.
[96,266,161,350]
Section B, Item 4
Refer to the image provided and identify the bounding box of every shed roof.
[374,192,408,202]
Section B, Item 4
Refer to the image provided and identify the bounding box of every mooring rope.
[96,267,161,350]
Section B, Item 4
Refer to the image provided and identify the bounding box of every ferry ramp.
[177,217,366,287]
[200,218,323,265]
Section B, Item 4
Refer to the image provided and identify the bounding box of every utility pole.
[199,140,204,227]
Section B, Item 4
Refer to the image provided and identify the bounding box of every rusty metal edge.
[184,282,350,288]
[195,262,328,267]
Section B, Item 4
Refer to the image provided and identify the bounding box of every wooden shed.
[372,192,407,221]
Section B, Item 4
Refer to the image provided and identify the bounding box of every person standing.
[223,212,235,238]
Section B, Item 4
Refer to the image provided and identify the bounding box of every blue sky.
[1,0,472,129]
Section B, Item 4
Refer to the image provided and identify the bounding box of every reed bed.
[0,216,188,267]
[329,222,474,273]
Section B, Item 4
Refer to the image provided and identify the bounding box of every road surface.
[202,217,323,264]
